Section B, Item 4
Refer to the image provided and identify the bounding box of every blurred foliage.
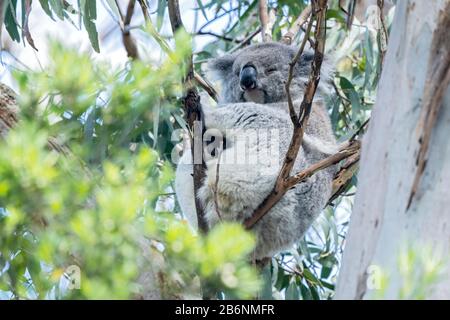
[0,0,395,300]
[0,37,259,299]
[369,245,447,300]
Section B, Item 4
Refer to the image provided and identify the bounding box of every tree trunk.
[0,83,19,138]
[336,0,450,299]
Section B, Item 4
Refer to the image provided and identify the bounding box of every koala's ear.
[207,54,236,80]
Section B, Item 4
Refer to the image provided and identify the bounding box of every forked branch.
[116,0,139,59]
[244,0,329,229]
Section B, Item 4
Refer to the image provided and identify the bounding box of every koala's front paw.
[198,163,259,225]
[198,179,247,226]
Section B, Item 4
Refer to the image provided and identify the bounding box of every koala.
[175,42,337,260]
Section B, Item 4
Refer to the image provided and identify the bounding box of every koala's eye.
[265,67,277,75]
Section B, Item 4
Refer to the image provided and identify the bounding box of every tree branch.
[118,0,139,59]
[377,0,388,69]
[228,27,262,54]
[258,0,269,42]
[137,0,150,22]
[212,152,223,221]
[194,71,218,102]
[281,4,312,45]
[325,116,370,205]
[285,12,314,124]
[327,150,360,205]
[345,0,356,30]
[244,0,329,230]
[285,140,361,189]
[167,0,208,234]
[278,0,328,184]
[196,31,241,43]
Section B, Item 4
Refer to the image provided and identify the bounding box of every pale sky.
[0,0,232,90]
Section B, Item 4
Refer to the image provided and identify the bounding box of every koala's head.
[208,42,332,104]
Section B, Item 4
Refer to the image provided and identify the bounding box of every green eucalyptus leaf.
[299,282,313,300]
[80,0,99,52]
[104,0,120,20]
[156,0,166,31]
[260,264,273,300]
[4,0,21,42]
[285,281,300,300]
[39,0,54,18]
[49,0,64,20]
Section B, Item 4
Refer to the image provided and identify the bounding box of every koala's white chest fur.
[243,89,265,104]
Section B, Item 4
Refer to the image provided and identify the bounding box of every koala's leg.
[250,193,299,260]
[251,170,332,259]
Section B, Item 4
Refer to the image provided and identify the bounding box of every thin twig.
[119,0,139,59]
[326,117,369,206]
[123,0,135,25]
[194,72,218,102]
[196,31,241,43]
[346,0,356,30]
[114,0,125,21]
[327,149,360,205]
[332,80,350,104]
[280,0,327,182]
[137,0,150,22]
[377,0,388,69]
[228,27,262,54]
[300,25,316,48]
[350,118,370,141]
[212,152,223,221]
[285,13,314,124]
[197,7,239,33]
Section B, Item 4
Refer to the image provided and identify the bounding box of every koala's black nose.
[240,65,257,90]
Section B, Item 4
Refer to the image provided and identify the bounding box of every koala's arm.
[174,151,198,229]
[174,103,270,229]
[198,103,296,224]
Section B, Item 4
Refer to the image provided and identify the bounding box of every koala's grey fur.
[175,42,337,260]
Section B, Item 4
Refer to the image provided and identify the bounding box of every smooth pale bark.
[336,0,450,299]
